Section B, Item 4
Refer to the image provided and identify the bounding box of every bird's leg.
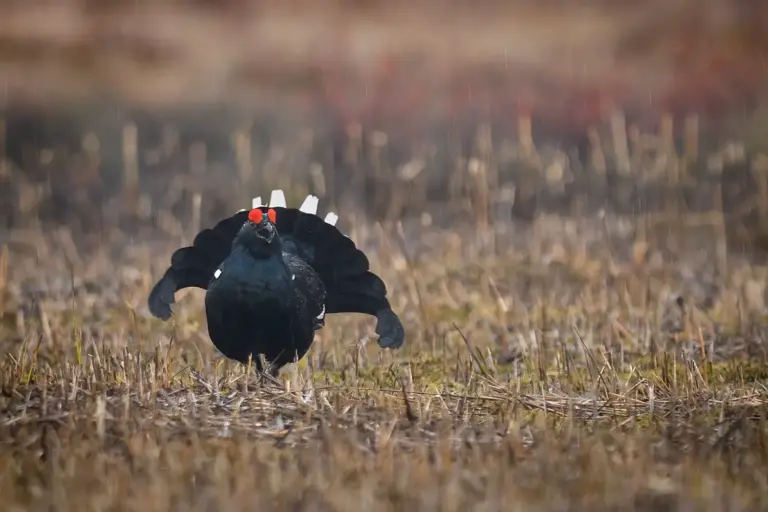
[253,354,269,374]
[252,353,282,381]
[254,364,282,385]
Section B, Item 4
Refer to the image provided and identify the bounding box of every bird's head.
[235,208,281,256]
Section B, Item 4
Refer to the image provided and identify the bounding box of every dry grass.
[3,187,768,510]
[4,78,768,509]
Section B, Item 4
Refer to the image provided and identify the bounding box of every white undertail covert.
[268,189,287,208]
[250,190,339,227]
[299,195,319,214]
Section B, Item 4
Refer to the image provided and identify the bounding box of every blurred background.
[1,0,768,260]
[5,4,768,508]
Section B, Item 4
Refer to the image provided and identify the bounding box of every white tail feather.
[251,196,263,208]
[268,189,287,208]
[324,212,338,226]
[299,195,319,214]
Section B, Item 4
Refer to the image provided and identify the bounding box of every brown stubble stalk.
[0,114,5,160]
[122,122,140,216]
[611,109,631,176]
[468,158,490,254]
[0,244,6,312]
[233,123,253,186]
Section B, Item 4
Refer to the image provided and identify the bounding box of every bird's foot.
[251,354,282,380]
[375,309,405,349]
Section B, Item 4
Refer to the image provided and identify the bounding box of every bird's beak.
[255,221,276,243]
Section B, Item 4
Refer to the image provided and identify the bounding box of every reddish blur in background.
[1,1,766,131]
[1,0,768,244]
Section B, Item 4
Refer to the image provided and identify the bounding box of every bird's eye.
[248,209,263,224]
[267,208,277,223]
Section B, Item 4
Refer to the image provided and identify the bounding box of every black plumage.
[148,191,404,375]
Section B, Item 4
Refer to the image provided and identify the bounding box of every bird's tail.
[257,191,404,349]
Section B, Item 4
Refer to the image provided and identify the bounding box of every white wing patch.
[316,304,325,320]
[299,195,319,215]
[268,189,287,208]
[251,196,263,208]
[214,268,222,279]
[324,212,338,226]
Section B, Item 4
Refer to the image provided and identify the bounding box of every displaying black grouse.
[148,189,405,375]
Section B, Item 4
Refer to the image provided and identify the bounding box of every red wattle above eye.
[248,209,263,224]
[267,209,277,223]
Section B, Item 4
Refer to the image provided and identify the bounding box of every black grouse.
[147,189,405,375]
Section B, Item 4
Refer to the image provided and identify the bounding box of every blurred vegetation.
[2,2,768,510]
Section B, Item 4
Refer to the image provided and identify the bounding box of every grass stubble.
[2,114,768,511]
[2,213,768,512]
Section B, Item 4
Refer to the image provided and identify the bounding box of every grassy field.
[2,177,768,510]
[2,16,768,501]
